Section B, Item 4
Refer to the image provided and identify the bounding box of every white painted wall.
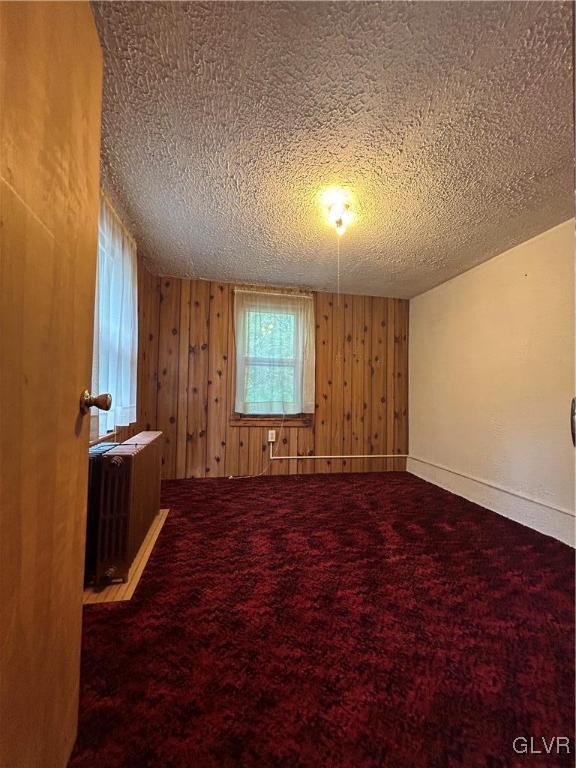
[408,220,575,545]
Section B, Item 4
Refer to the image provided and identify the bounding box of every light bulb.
[321,187,354,235]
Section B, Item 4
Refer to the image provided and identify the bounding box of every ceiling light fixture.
[321,187,354,236]
[319,187,356,307]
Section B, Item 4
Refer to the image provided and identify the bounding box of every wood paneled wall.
[148,278,408,480]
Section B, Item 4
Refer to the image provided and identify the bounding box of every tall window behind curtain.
[92,194,138,436]
[234,290,315,415]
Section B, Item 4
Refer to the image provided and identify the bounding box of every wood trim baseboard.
[408,456,575,518]
[407,459,575,547]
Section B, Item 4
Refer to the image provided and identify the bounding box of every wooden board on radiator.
[83,509,169,604]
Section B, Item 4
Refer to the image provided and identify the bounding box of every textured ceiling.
[93,1,574,298]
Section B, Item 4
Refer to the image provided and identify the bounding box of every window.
[91,193,138,438]
[234,290,315,416]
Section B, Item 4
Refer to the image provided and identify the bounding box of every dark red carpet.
[69,472,574,768]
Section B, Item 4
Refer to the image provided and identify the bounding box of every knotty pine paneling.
[176,280,191,478]
[138,267,161,431]
[386,299,397,470]
[315,291,332,474]
[370,297,388,472]
[297,424,315,475]
[206,283,230,476]
[342,296,354,471]
[157,278,181,478]
[186,280,210,478]
[393,299,409,471]
[362,297,373,473]
[351,294,365,468]
[330,293,345,473]
[149,278,408,479]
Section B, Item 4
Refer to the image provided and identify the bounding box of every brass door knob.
[80,390,112,414]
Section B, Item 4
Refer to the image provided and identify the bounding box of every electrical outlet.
[268,429,276,443]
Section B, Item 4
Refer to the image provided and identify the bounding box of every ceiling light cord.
[337,234,340,308]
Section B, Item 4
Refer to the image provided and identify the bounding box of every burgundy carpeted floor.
[69,473,574,768]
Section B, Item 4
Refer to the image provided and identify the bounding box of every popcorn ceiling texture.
[93,1,574,298]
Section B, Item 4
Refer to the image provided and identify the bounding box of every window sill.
[229,414,312,428]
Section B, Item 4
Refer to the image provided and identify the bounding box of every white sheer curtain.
[234,290,315,415]
[92,194,138,435]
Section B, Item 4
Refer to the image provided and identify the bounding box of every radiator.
[85,431,162,586]
[85,442,119,585]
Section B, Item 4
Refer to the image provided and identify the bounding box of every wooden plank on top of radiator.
[122,431,162,444]
[83,509,169,604]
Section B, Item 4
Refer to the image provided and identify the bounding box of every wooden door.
[0,3,102,766]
